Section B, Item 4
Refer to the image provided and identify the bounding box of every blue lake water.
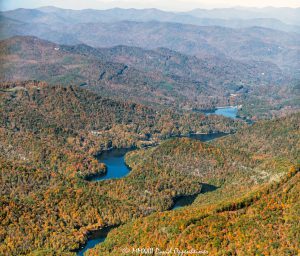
[205,106,238,119]
[90,133,227,183]
[92,148,132,181]
[89,106,237,184]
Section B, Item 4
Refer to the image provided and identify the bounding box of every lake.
[89,133,228,182]
[78,122,232,254]
[204,106,238,119]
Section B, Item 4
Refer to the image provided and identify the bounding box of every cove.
[88,132,228,182]
[91,148,133,181]
[76,226,116,256]
[89,133,228,182]
[88,106,238,183]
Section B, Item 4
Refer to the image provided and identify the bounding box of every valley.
[86,113,299,255]
[0,81,246,255]
[0,4,299,256]
[0,83,298,255]
[76,129,225,255]
[76,111,234,254]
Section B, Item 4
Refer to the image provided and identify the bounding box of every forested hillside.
[0,83,298,255]
[87,113,300,255]
[88,166,300,256]
[0,80,241,178]
[0,6,299,256]
[0,80,246,255]
[1,36,298,117]
[0,36,234,109]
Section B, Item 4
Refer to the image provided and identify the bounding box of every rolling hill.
[1,36,291,113]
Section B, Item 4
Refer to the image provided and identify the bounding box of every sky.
[1,0,300,11]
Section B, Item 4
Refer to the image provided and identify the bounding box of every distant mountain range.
[186,7,300,25]
[1,8,299,78]
[1,6,300,32]
[1,7,299,117]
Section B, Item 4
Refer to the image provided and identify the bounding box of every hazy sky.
[1,0,300,11]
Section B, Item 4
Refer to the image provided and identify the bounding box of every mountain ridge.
[1,15,298,78]
[2,35,290,113]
